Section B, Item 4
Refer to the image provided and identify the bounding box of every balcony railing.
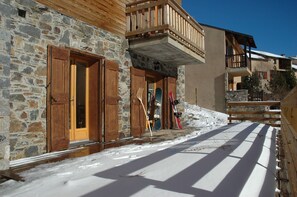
[126,0,205,64]
[226,54,250,69]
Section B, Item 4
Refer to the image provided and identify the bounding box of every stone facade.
[225,90,248,102]
[130,52,178,77]
[0,0,183,166]
[0,26,11,170]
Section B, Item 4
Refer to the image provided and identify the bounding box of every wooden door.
[47,46,70,151]
[104,60,119,142]
[130,67,146,137]
[89,61,100,142]
[166,77,177,129]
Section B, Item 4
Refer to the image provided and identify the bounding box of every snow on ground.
[183,103,228,130]
[0,104,277,197]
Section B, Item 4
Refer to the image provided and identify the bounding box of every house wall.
[185,26,226,112]
[0,0,181,168]
[251,58,279,91]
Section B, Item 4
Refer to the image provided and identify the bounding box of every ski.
[153,88,162,130]
[169,91,182,129]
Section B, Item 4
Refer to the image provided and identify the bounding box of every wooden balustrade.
[226,54,250,69]
[227,101,281,127]
[126,0,205,58]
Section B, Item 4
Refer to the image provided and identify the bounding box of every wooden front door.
[130,67,146,137]
[69,59,90,142]
[47,46,70,151]
[165,77,177,129]
[104,60,119,142]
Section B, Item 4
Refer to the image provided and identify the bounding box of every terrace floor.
[1,122,277,196]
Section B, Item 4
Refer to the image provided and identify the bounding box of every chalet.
[185,24,256,113]
[249,50,293,94]
[0,0,205,170]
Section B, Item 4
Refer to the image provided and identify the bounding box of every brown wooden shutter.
[166,77,177,129]
[130,67,146,137]
[47,46,70,151]
[89,61,100,142]
[104,60,119,142]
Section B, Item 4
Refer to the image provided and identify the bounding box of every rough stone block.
[19,25,41,39]
[28,122,44,132]
[0,2,14,17]
[0,101,10,116]
[0,78,10,89]
[25,146,38,157]
[10,94,26,102]
[0,54,10,64]
[2,117,10,131]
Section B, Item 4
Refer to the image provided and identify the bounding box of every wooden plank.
[227,101,281,106]
[227,111,281,115]
[281,114,297,196]
[125,24,169,37]
[126,1,166,15]
[0,170,24,182]
[167,0,204,33]
[228,117,281,121]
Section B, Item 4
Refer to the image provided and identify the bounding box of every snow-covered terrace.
[0,105,278,196]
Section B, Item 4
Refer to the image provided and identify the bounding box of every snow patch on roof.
[251,50,288,59]
[248,53,265,60]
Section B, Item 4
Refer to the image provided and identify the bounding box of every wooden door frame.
[47,46,104,152]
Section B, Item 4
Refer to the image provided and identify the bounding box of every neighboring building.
[0,0,205,170]
[291,56,297,78]
[185,24,256,112]
[250,50,292,93]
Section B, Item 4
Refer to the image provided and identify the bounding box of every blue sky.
[182,0,297,57]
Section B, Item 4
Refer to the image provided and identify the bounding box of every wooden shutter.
[47,46,70,151]
[104,60,119,142]
[89,61,100,141]
[130,67,146,137]
[166,77,177,129]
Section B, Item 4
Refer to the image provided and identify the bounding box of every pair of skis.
[169,91,182,130]
[149,88,162,131]
[137,88,182,134]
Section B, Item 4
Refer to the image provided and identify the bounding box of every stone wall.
[130,52,178,77]
[1,0,133,160]
[225,90,248,102]
[0,26,11,170]
[177,65,186,121]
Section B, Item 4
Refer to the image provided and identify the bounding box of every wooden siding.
[36,0,135,36]
[280,86,297,196]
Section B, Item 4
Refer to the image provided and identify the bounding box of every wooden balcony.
[126,0,205,66]
[226,54,251,76]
